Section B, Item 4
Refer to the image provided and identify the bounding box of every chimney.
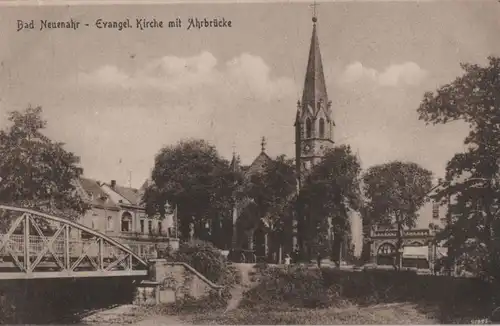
[111,180,116,188]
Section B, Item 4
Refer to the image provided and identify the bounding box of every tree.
[143,139,239,247]
[242,155,296,258]
[246,155,296,229]
[298,145,362,263]
[417,56,500,281]
[0,106,88,220]
[363,161,433,269]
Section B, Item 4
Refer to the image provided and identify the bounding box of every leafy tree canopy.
[418,57,500,279]
[244,155,296,233]
[363,161,433,229]
[363,161,433,268]
[0,106,88,220]
[299,145,362,254]
[143,139,239,241]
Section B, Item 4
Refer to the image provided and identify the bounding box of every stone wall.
[134,259,222,305]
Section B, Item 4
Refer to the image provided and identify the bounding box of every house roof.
[108,184,141,206]
[77,178,120,210]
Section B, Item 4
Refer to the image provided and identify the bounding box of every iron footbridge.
[0,205,150,280]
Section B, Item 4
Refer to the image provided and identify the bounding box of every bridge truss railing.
[0,205,149,279]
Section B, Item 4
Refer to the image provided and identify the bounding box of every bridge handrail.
[163,261,223,290]
[0,205,148,266]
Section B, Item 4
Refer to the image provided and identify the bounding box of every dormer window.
[87,192,94,201]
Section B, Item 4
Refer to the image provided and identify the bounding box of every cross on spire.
[261,136,267,152]
[310,0,319,23]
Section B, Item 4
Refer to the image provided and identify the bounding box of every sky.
[0,1,499,189]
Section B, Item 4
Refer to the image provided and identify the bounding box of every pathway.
[225,263,258,312]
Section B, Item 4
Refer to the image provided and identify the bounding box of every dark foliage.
[417,56,500,282]
[164,240,239,288]
[298,145,362,259]
[143,139,239,246]
[0,106,89,220]
[363,161,433,268]
[242,266,494,323]
[242,266,334,309]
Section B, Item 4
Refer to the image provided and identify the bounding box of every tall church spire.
[301,13,329,113]
[295,6,334,187]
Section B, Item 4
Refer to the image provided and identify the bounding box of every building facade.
[75,178,179,257]
[364,185,449,269]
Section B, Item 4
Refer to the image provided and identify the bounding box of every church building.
[228,13,353,263]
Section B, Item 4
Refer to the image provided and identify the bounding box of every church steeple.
[301,16,329,113]
[295,8,334,185]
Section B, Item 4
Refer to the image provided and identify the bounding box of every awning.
[403,246,428,259]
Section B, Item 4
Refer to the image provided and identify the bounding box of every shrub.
[241,265,493,323]
[165,239,238,287]
[242,265,333,309]
[158,239,240,311]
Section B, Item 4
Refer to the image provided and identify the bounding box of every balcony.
[105,230,178,243]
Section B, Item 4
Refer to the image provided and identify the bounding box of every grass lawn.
[181,302,439,325]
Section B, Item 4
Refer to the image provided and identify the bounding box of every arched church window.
[121,212,132,232]
[319,118,325,138]
[306,118,312,138]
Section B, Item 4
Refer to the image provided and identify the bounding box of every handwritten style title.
[17,17,232,32]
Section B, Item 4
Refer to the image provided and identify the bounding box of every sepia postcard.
[0,0,499,324]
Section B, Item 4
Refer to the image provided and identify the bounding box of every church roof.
[245,151,272,177]
[301,18,329,116]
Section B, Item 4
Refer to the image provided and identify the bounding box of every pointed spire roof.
[230,150,241,173]
[301,17,329,114]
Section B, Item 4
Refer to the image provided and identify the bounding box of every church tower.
[295,13,334,188]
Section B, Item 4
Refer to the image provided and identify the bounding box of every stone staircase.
[225,263,259,312]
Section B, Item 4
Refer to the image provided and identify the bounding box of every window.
[319,118,325,138]
[432,203,439,219]
[148,220,153,234]
[140,220,145,233]
[158,221,162,234]
[378,243,396,256]
[121,212,132,232]
[107,216,113,230]
[305,118,312,138]
[91,218,97,229]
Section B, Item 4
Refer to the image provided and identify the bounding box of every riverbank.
[81,304,189,325]
[79,301,439,325]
